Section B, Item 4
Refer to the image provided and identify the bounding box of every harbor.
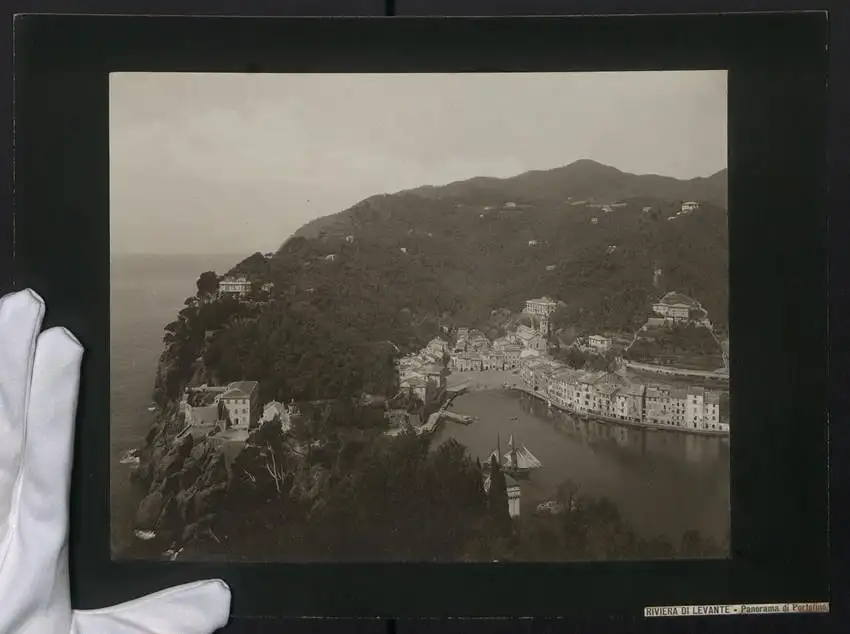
[433,388,730,543]
[510,385,730,437]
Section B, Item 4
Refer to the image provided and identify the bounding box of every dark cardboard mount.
[12,11,829,620]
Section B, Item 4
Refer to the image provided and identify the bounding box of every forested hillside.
[159,159,728,406]
[284,161,727,333]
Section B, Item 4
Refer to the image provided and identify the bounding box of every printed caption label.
[644,603,829,617]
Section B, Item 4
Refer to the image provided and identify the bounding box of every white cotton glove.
[0,289,232,634]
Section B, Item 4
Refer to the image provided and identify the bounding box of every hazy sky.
[110,71,727,255]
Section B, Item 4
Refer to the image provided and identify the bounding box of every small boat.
[119,448,141,466]
[134,530,156,541]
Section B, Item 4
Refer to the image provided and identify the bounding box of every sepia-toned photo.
[110,71,730,563]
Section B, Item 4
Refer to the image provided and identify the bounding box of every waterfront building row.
[519,358,727,433]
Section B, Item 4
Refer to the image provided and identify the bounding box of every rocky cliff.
[131,403,230,551]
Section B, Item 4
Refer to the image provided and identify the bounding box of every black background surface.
[5,1,848,633]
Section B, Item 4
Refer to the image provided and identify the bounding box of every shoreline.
[511,385,729,437]
[446,370,729,438]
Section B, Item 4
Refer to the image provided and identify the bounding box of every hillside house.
[681,201,700,213]
[652,291,702,323]
[324,254,337,262]
[182,381,260,430]
[219,381,261,430]
[400,374,442,402]
[345,235,355,243]
[182,392,224,427]
[219,276,250,296]
[400,376,429,400]
[591,217,599,224]
[505,202,518,209]
[523,297,558,318]
[426,337,449,357]
[588,334,612,353]
[528,240,538,247]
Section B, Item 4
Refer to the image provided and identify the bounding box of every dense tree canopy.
[195,271,219,297]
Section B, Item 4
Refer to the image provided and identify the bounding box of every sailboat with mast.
[502,433,543,479]
[484,432,542,479]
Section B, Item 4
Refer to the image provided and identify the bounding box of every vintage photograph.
[110,71,730,563]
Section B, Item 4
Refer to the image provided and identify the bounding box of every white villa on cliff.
[651,291,711,327]
[219,275,250,296]
[523,296,558,318]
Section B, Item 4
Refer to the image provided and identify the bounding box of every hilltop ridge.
[294,160,726,240]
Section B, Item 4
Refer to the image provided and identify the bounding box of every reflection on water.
[435,389,730,542]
